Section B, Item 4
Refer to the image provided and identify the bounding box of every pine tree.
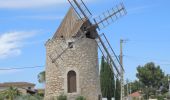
[100,56,115,100]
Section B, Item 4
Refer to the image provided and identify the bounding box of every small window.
[83,26,87,31]
[28,87,31,89]
[86,31,91,38]
[68,42,73,48]
[60,35,64,38]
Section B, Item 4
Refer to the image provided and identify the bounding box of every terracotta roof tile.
[0,82,35,87]
[129,91,141,97]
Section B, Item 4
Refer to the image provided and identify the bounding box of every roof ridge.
[52,7,85,39]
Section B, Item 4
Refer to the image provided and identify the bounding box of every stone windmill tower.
[45,0,126,100]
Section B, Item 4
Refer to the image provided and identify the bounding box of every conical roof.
[53,8,85,39]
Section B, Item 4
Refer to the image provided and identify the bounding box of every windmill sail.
[50,0,127,78]
[94,3,127,30]
[68,0,92,20]
[96,33,123,77]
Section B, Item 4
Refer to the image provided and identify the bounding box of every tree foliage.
[2,86,21,100]
[136,62,165,98]
[115,78,121,100]
[124,80,142,96]
[38,71,46,83]
[0,91,5,100]
[100,56,115,100]
[137,62,164,88]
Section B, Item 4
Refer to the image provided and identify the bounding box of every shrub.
[15,94,43,100]
[76,96,86,100]
[57,94,67,100]
[0,93,5,100]
[157,95,164,100]
[167,94,170,99]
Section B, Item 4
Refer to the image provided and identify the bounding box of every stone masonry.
[45,37,101,100]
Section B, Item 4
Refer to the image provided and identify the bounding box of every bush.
[0,93,5,100]
[15,94,43,100]
[57,94,67,100]
[167,94,170,99]
[157,95,164,100]
[76,96,86,100]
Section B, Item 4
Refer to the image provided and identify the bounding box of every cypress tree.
[115,78,121,100]
[100,56,115,100]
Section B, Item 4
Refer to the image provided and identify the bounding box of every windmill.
[45,0,127,100]
[52,0,126,77]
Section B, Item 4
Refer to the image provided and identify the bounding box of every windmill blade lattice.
[50,0,127,78]
[68,0,92,21]
[94,3,127,30]
[50,30,87,63]
[96,33,124,77]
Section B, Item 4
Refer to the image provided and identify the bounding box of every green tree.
[115,79,121,100]
[100,56,115,100]
[3,86,21,100]
[136,62,165,98]
[38,71,46,83]
[160,75,169,94]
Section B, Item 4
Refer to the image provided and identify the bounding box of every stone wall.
[45,37,101,100]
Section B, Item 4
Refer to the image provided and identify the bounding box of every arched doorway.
[67,70,77,93]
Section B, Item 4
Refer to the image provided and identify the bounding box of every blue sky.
[0,0,170,88]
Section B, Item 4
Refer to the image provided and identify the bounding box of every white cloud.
[0,70,20,75]
[0,0,65,9]
[0,0,94,9]
[17,15,64,20]
[0,31,38,59]
[128,4,157,14]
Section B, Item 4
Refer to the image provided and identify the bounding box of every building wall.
[0,86,34,94]
[45,37,101,100]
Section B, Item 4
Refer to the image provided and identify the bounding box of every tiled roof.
[0,82,35,87]
[129,91,141,97]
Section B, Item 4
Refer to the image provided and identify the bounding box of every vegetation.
[0,87,44,100]
[57,94,67,100]
[0,91,5,100]
[75,96,86,100]
[15,94,43,100]
[115,78,121,100]
[38,71,46,83]
[2,62,169,100]
[2,86,21,100]
[136,62,166,99]
[124,80,144,96]
[137,62,164,89]
[100,56,115,100]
